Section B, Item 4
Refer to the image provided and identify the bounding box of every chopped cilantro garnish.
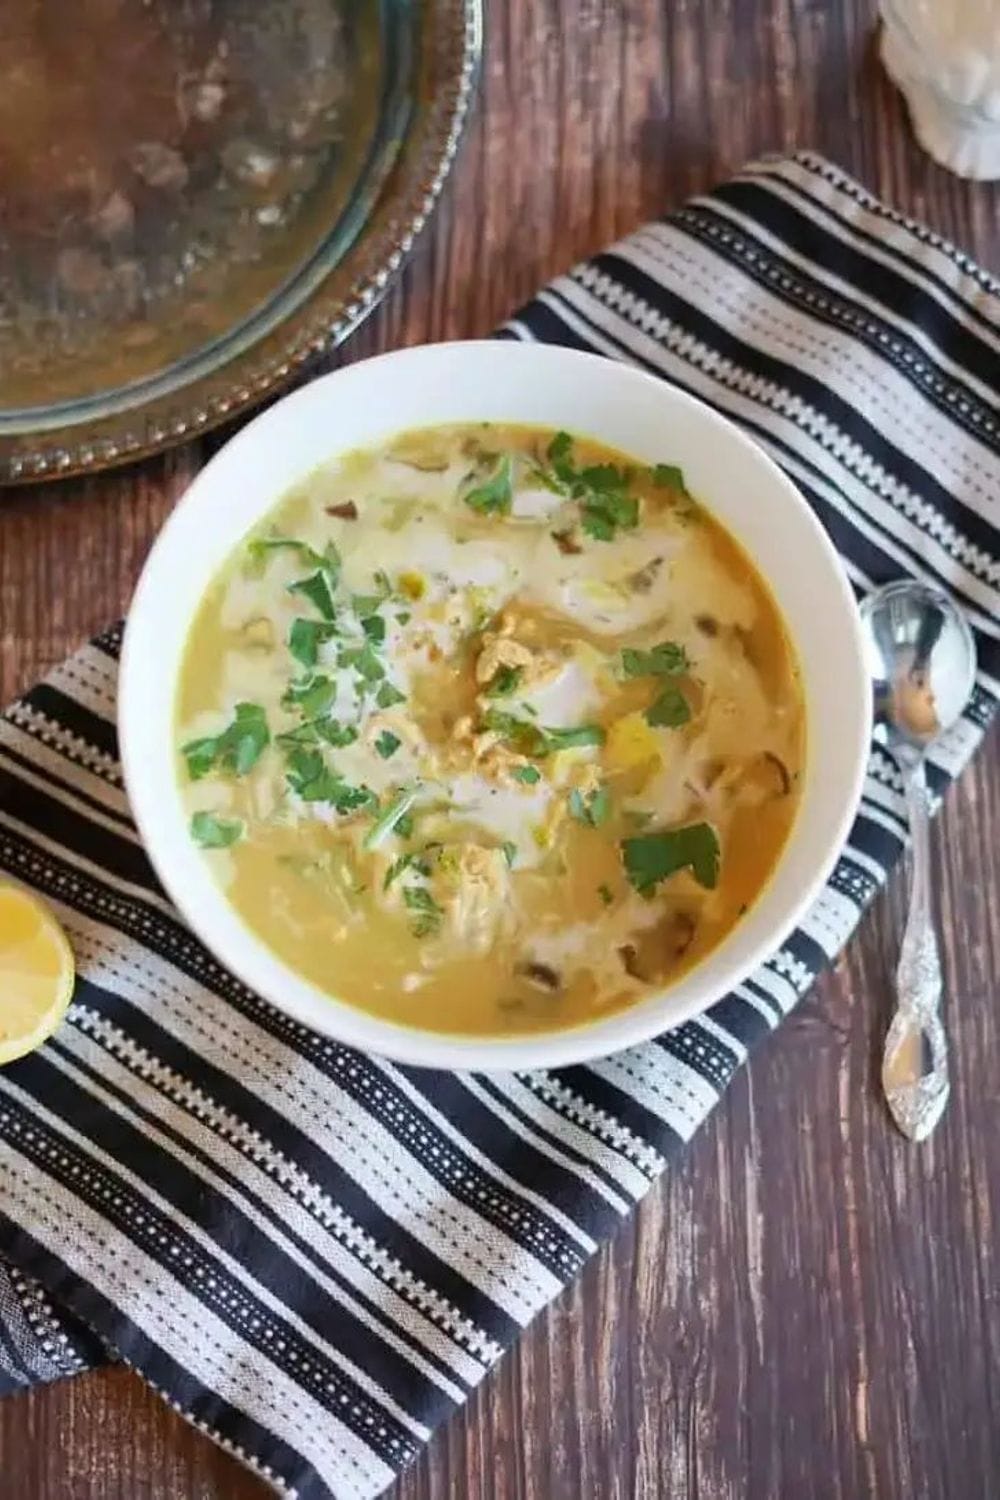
[284,747,375,812]
[288,617,338,669]
[620,641,689,678]
[363,786,420,850]
[282,675,337,718]
[361,614,386,645]
[384,850,431,890]
[650,463,688,492]
[543,723,605,751]
[373,568,393,597]
[396,611,411,625]
[597,882,614,906]
[482,708,547,757]
[275,720,322,747]
[394,812,414,839]
[501,840,517,868]
[181,702,269,780]
[621,822,720,895]
[316,719,358,748]
[569,784,611,827]
[403,883,443,937]
[375,730,402,760]
[579,489,639,542]
[486,665,523,698]
[247,535,340,580]
[547,431,575,486]
[463,454,513,516]
[288,570,337,621]
[339,642,385,684]
[484,710,604,758]
[190,811,245,848]
[512,764,541,785]
[645,686,691,728]
[352,594,381,616]
[541,433,639,541]
[278,718,357,749]
[376,681,406,709]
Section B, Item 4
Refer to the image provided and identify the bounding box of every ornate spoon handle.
[882,759,949,1141]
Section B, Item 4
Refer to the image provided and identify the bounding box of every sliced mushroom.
[552,529,583,556]
[516,960,562,993]
[619,944,643,981]
[626,556,664,594]
[620,911,698,983]
[761,750,792,797]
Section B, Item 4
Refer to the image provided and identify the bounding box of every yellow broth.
[175,423,805,1035]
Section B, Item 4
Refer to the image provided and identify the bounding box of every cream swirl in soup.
[175,424,804,1035]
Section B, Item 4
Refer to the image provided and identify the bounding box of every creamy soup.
[176,424,805,1035]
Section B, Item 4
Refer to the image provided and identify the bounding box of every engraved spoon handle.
[882,758,949,1141]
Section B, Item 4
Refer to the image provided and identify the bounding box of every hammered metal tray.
[0,0,480,484]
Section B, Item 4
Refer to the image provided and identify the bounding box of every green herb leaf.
[181,702,269,781]
[546,431,575,487]
[579,489,639,542]
[501,840,517,868]
[277,716,358,750]
[644,686,691,728]
[620,641,689,678]
[512,764,541,785]
[190,810,245,848]
[650,463,688,492]
[288,570,337,621]
[463,454,513,516]
[361,614,386,645]
[376,681,406,709]
[180,737,220,780]
[569,784,611,827]
[247,535,322,572]
[363,786,420,850]
[339,643,385,684]
[543,723,606,751]
[282,675,337,718]
[403,883,443,937]
[486,665,523,698]
[484,711,604,758]
[288,617,338,669]
[375,730,402,760]
[540,435,638,541]
[394,812,414,839]
[482,709,548,758]
[284,746,375,811]
[621,822,721,895]
[316,719,359,748]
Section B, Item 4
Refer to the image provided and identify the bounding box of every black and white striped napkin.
[1,153,998,1498]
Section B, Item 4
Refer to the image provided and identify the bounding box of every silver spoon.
[860,580,977,1142]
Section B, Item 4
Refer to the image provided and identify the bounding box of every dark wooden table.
[2,3,999,1497]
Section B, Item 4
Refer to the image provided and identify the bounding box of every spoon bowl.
[862,579,977,763]
[860,578,977,1142]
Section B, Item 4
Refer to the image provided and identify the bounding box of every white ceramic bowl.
[120,341,870,1072]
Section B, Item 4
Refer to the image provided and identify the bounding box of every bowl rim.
[120,339,871,1072]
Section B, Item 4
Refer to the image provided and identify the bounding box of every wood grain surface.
[2,2,999,1498]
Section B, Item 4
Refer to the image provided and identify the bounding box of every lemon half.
[0,882,75,1065]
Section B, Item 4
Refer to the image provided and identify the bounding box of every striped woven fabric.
[1,152,997,1498]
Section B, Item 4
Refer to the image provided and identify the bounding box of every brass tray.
[0,0,480,484]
